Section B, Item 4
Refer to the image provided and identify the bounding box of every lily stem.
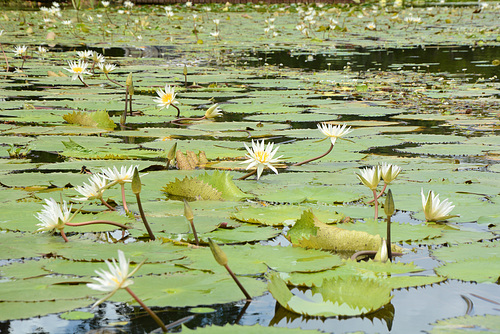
[121,183,129,213]
[237,169,256,180]
[292,143,334,166]
[386,215,392,262]
[367,183,387,203]
[188,219,199,246]
[60,229,69,242]
[135,193,155,241]
[0,43,10,72]
[78,75,89,87]
[105,72,124,87]
[223,264,252,301]
[66,220,129,229]
[372,189,379,221]
[125,287,168,333]
[100,198,116,211]
[172,104,181,118]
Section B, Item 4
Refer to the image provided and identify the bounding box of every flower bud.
[384,189,395,217]
[167,142,177,161]
[131,167,141,194]
[126,72,133,87]
[183,199,194,221]
[183,64,188,76]
[208,238,228,266]
[374,238,388,263]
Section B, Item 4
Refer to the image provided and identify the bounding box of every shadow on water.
[238,45,500,78]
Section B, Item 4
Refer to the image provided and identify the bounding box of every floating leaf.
[429,314,500,334]
[162,176,222,201]
[63,110,116,130]
[434,256,500,283]
[198,171,250,201]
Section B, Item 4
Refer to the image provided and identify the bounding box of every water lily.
[421,189,459,222]
[154,84,178,110]
[35,198,72,233]
[241,140,282,180]
[87,250,142,307]
[76,50,93,61]
[101,1,110,7]
[74,173,109,201]
[36,46,48,57]
[123,0,134,9]
[101,165,139,185]
[13,45,28,57]
[204,104,222,119]
[356,166,381,190]
[317,122,352,145]
[92,51,105,64]
[64,59,91,85]
[98,63,116,74]
[380,162,401,184]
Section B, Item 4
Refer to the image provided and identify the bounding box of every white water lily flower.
[35,198,72,232]
[421,189,459,222]
[154,84,178,110]
[64,60,91,81]
[356,166,381,190]
[317,122,352,145]
[92,51,105,64]
[241,140,282,180]
[380,162,401,184]
[74,173,109,201]
[76,50,93,60]
[101,165,140,185]
[123,0,134,9]
[61,20,72,25]
[101,1,110,7]
[36,46,48,57]
[87,250,142,307]
[13,45,28,57]
[98,63,116,74]
[204,104,222,119]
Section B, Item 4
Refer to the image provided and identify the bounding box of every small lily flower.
[101,1,110,7]
[76,50,93,61]
[35,198,73,232]
[366,22,377,30]
[92,51,105,64]
[74,173,109,201]
[61,20,72,26]
[205,104,222,119]
[87,250,142,307]
[241,140,282,180]
[13,45,28,57]
[380,162,401,184]
[101,165,139,186]
[123,0,134,9]
[421,189,459,222]
[98,63,117,74]
[317,122,352,145]
[64,59,91,81]
[36,46,48,57]
[154,84,179,110]
[356,166,381,190]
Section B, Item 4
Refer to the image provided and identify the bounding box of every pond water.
[0,2,499,334]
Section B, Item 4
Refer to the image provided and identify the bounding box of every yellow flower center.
[73,67,83,73]
[162,93,173,104]
[255,151,269,163]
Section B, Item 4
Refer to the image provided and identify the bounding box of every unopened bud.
[131,167,141,194]
[208,237,228,266]
[374,238,388,263]
[183,199,194,221]
[167,142,177,161]
[183,64,188,76]
[126,72,133,87]
[384,189,395,217]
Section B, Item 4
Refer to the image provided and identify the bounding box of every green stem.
[386,215,392,262]
[125,287,168,333]
[292,142,334,166]
[135,193,155,241]
[224,264,251,300]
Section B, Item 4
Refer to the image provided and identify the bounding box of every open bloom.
[317,123,352,145]
[35,198,73,232]
[356,166,381,190]
[421,189,459,222]
[98,63,116,74]
[204,104,222,119]
[64,60,91,81]
[101,165,140,185]
[154,85,178,110]
[87,250,142,307]
[241,140,282,180]
[36,46,48,57]
[76,50,93,61]
[123,0,134,9]
[13,45,28,57]
[74,174,109,201]
[92,51,105,64]
[380,162,401,184]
